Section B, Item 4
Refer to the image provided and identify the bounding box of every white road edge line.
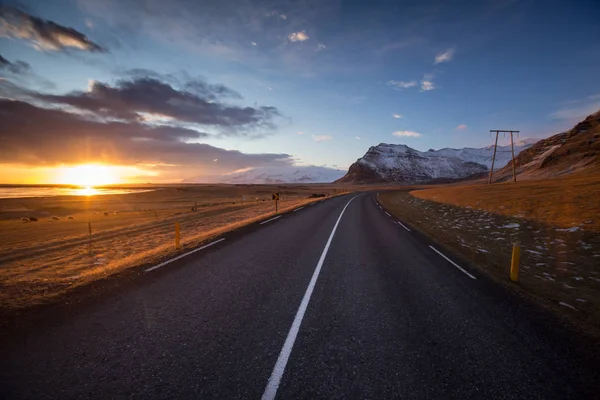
[293,207,304,212]
[261,195,358,400]
[385,212,391,217]
[378,206,382,209]
[145,238,226,273]
[397,221,411,232]
[260,215,282,225]
[429,246,477,280]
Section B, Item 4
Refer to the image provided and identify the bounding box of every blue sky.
[1,0,600,182]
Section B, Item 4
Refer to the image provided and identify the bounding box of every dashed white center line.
[260,215,282,225]
[429,245,477,280]
[293,207,304,212]
[397,221,411,232]
[261,195,358,400]
[145,238,226,272]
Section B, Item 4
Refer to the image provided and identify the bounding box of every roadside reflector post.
[510,241,521,282]
[175,222,181,249]
[272,193,280,213]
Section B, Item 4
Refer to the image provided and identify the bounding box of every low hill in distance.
[183,165,345,184]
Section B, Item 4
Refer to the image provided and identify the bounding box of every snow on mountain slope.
[430,139,535,169]
[337,140,536,184]
[183,165,345,184]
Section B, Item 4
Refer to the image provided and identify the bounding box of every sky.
[1,0,599,183]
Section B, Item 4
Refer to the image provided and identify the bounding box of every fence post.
[510,241,520,282]
[175,222,181,249]
[88,222,92,255]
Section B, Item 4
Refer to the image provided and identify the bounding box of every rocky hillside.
[337,142,533,184]
[494,110,600,181]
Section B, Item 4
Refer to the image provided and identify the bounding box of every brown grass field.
[0,183,370,310]
[379,172,600,335]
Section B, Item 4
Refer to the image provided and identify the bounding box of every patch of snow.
[556,227,580,233]
[501,223,520,229]
[526,249,543,255]
[559,302,578,311]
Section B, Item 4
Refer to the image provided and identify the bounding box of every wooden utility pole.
[489,130,520,184]
[488,131,499,184]
[510,131,517,182]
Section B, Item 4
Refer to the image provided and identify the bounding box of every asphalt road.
[2,193,599,399]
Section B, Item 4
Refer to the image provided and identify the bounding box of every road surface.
[2,193,599,399]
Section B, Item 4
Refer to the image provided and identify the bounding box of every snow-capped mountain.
[183,165,345,184]
[337,141,536,184]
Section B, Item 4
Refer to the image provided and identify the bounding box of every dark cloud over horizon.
[36,74,279,130]
[0,99,293,174]
[0,6,106,52]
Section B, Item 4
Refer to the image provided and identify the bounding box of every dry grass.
[379,175,600,335]
[0,184,364,310]
[412,172,600,232]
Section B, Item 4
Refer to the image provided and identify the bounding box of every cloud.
[312,135,332,142]
[0,6,105,52]
[420,79,435,91]
[0,99,293,175]
[455,124,468,130]
[288,31,309,42]
[434,48,454,64]
[392,113,402,119]
[251,41,257,46]
[33,72,279,131]
[317,43,326,51]
[296,131,305,135]
[0,54,31,74]
[388,80,417,90]
[355,136,361,140]
[550,102,600,120]
[267,11,287,20]
[392,130,421,138]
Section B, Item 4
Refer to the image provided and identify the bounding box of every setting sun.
[56,164,119,186]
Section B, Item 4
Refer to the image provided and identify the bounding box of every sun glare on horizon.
[56,164,119,187]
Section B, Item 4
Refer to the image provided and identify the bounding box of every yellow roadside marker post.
[510,241,521,282]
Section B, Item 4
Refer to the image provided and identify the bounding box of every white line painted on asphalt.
[260,215,282,225]
[378,205,382,209]
[397,221,411,232]
[385,212,391,217]
[429,246,477,280]
[262,195,358,400]
[145,238,226,272]
[293,207,304,212]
